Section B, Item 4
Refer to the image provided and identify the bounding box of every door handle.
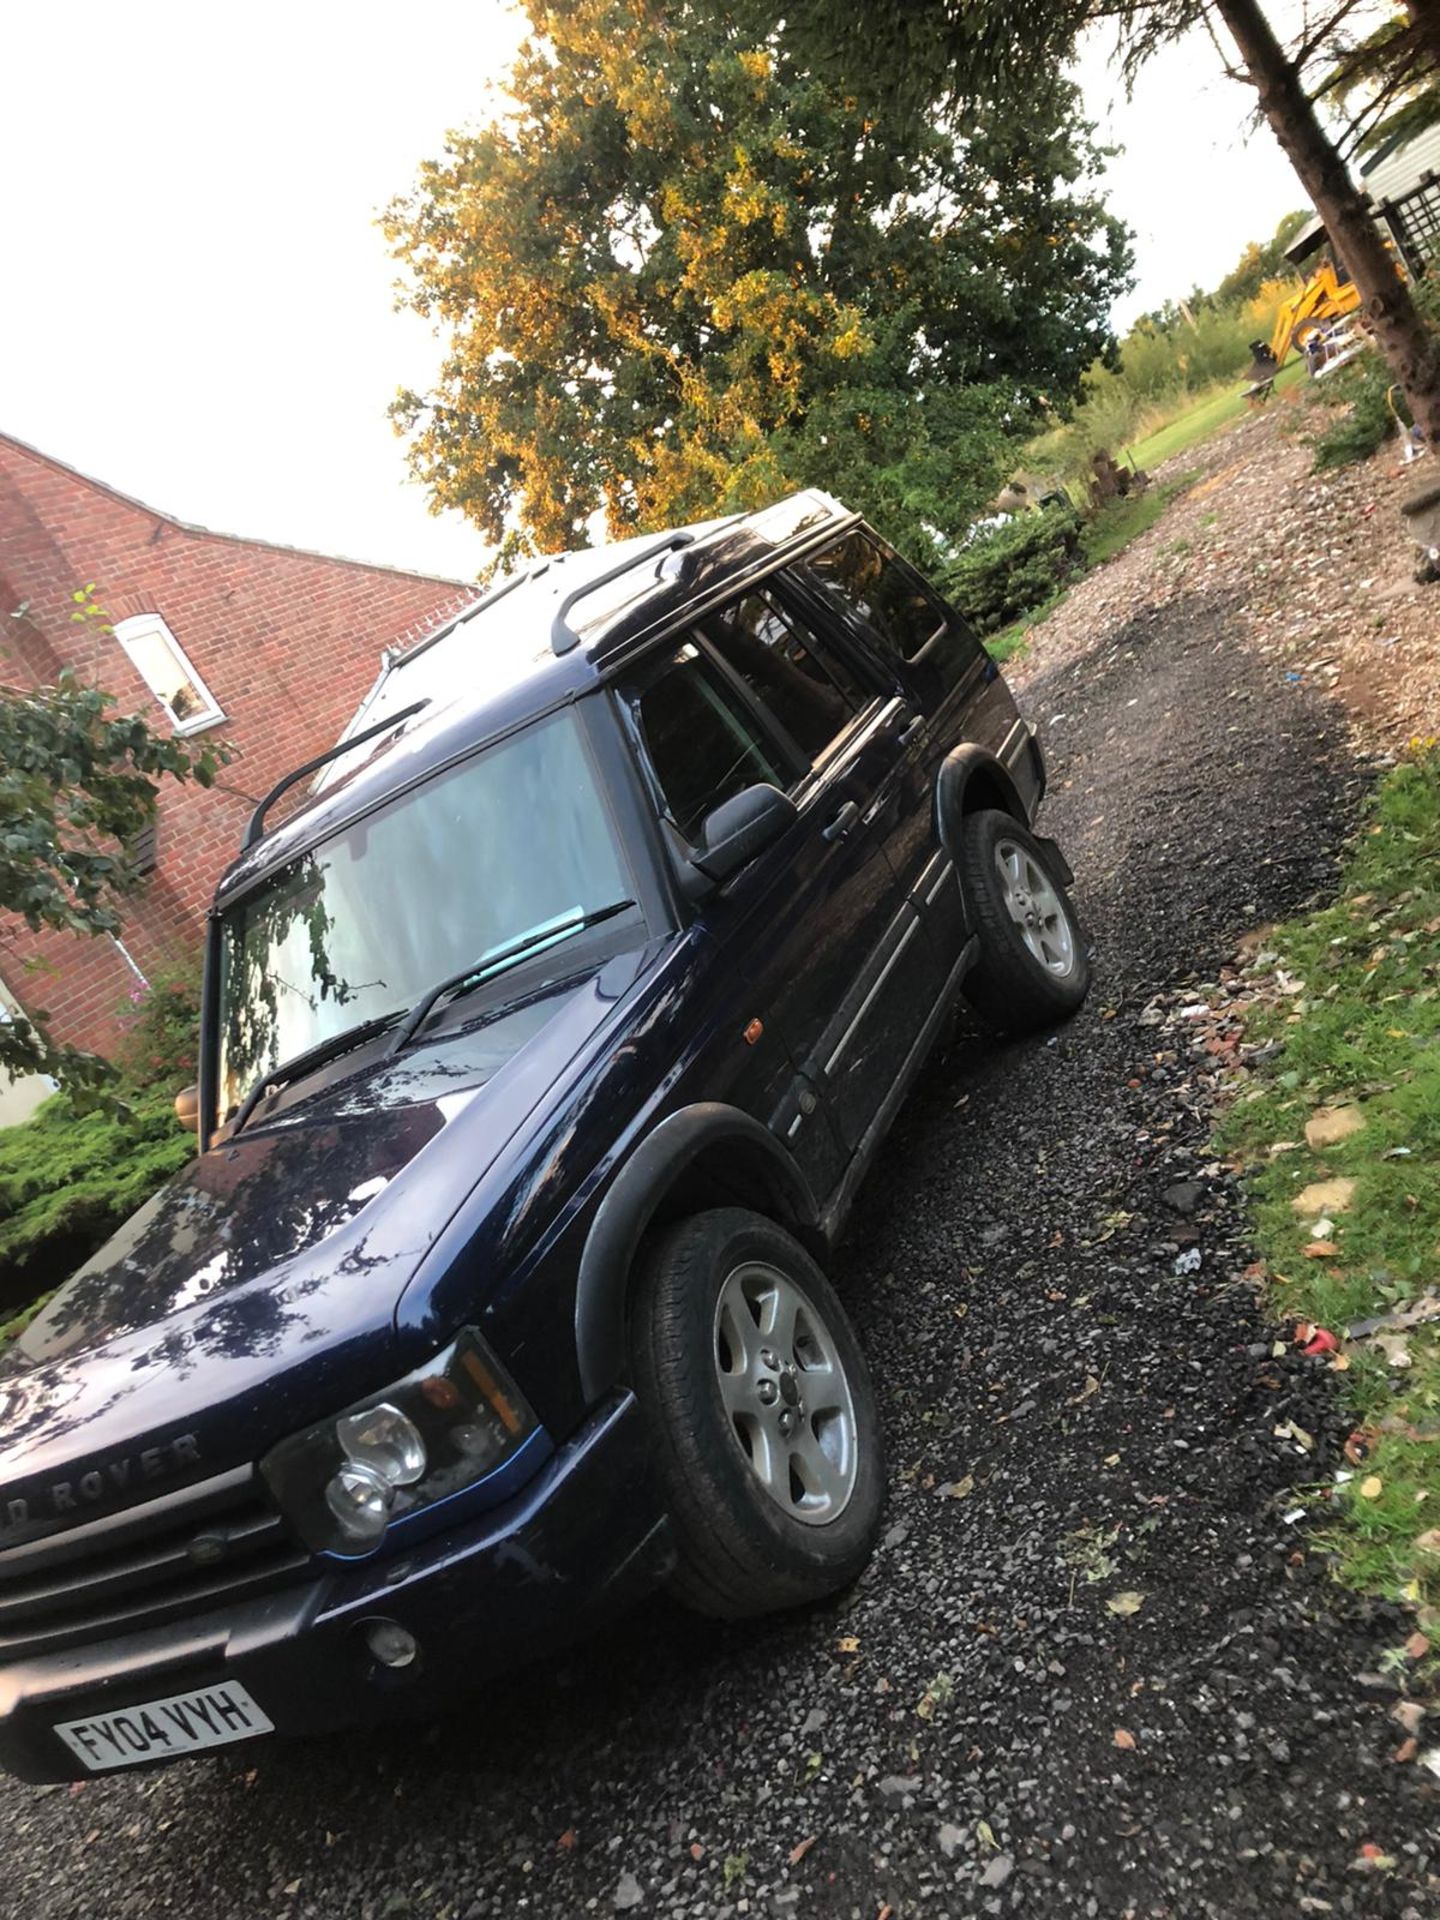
[822,800,861,842]
[898,715,926,749]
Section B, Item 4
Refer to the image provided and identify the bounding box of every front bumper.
[0,1393,668,1784]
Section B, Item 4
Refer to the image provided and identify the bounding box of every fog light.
[366,1619,419,1670]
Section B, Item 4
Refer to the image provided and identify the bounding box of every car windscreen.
[215,707,633,1121]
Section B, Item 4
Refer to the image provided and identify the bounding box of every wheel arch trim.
[934,744,1030,860]
[574,1103,822,1405]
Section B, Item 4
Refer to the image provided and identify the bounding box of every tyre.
[958,807,1090,1033]
[631,1207,885,1619]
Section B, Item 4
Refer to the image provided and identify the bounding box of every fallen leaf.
[1107,1591,1145,1617]
[1405,1631,1429,1660]
[1112,1728,1136,1750]
[1414,1529,1440,1555]
[1394,1700,1426,1734]
[558,1829,579,1853]
[1348,1294,1440,1339]
[1330,1353,1351,1371]
[1104,1452,1121,1466]
[1069,1374,1101,1405]
[1394,1737,1418,1763]
[940,1475,974,1500]
[976,1818,998,1852]
[1302,1242,1340,1259]
[1305,1105,1365,1148]
[689,1844,706,1862]
[788,1835,817,1867]
[1360,1476,1384,1500]
[1311,1217,1336,1241]
[1292,1178,1356,1216]
[835,1636,861,1655]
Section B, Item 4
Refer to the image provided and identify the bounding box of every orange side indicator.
[743,1018,764,1046]
[461,1348,524,1436]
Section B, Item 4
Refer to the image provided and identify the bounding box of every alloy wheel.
[712,1261,859,1526]
[994,838,1076,977]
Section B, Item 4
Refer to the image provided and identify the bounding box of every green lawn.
[1218,753,1440,1645]
[1123,357,1307,471]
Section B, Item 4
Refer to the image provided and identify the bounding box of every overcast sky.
[1,4,1308,584]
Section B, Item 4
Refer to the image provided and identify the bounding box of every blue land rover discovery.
[0,491,1087,1781]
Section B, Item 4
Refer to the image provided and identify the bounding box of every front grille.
[0,1467,313,1664]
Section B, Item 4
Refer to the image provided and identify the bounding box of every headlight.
[262,1331,540,1556]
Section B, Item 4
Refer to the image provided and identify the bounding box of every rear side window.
[627,642,787,840]
[701,590,863,765]
[809,531,947,662]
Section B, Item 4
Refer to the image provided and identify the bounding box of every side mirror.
[174,1085,200,1134]
[691,784,797,885]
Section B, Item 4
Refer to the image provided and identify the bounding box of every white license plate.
[54,1681,274,1771]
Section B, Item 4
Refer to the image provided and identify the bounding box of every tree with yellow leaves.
[386,0,1131,572]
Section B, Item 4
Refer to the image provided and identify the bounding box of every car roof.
[215,489,859,904]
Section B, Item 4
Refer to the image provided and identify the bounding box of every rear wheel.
[631,1207,885,1618]
[959,808,1090,1033]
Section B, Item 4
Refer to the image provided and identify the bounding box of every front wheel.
[631,1208,885,1619]
[959,808,1090,1033]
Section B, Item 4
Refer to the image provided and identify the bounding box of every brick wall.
[0,434,473,1057]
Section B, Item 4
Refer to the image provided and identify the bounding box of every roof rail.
[380,565,529,675]
[550,531,694,655]
[243,699,430,850]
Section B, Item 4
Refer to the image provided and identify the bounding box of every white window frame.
[113,612,225,736]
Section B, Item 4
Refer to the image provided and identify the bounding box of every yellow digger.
[1245,257,1364,390]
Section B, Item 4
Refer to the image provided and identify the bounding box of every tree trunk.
[1214,0,1440,448]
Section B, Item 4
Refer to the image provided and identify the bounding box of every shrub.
[1311,353,1404,469]
[114,965,201,1092]
[0,1089,193,1306]
[944,506,1084,636]
[1310,280,1437,472]
[0,960,202,1312]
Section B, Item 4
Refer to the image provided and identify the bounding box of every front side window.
[625,642,787,841]
[113,613,224,734]
[216,708,633,1117]
[808,532,948,663]
[700,591,863,765]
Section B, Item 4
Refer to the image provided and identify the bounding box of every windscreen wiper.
[227,1009,405,1137]
[387,899,637,1055]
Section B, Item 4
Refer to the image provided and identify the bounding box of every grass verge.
[985,471,1201,664]
[1218,750,1440,1638]
[1121,359,1307,472]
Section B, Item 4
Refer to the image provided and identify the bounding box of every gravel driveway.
[6,583,1436,1918]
